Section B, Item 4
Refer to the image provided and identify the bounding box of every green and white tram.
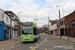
[21,22,40,42]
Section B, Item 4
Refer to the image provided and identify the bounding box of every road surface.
[1,33,75,50]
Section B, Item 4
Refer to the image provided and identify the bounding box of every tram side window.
[34,28,36,35]
[36,29,38,34]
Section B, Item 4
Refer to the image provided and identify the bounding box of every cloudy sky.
[0,0,75,27]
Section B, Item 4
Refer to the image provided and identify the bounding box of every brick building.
[57,11,75,37]
[64,11,75,37]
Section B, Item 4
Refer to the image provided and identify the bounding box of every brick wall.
[64,11,75,28]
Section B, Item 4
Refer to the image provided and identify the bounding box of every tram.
[21,22,40,42]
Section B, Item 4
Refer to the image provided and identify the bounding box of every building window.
[6,17,8,22]
[2,13,4,21]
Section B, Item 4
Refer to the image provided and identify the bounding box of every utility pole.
[66,23,69,40]
[59,10,62,38]
[48,16,50,34]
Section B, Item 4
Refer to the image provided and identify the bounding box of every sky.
[0,0,75,27]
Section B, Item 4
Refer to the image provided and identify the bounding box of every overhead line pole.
[59,10,62,38]
[48,16,50,34]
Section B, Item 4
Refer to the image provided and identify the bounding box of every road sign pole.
[67,23,69,40]
[48,16,50,34]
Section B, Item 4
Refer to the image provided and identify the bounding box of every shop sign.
[71,21,75,24]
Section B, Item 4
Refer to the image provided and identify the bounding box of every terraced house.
[0,9,20,40]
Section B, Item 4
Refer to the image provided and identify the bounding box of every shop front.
[50,24,57,35]
[0,22,5,40]
[71,21,75,37]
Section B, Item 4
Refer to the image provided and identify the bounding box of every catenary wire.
[39,0,69,20]
[36,0,45,15]
[15,0,35,15]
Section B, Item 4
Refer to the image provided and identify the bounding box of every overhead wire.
[38,8,59,20]
[15,0,35,15]
[36,0,45,15]
[39,0,69,20]
[48,0,69,17]
[36,0,69,25]
[14,0,69,25]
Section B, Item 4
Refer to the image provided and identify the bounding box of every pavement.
[45,34,75,43]
[0,36,20,50]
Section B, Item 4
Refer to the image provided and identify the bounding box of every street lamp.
[56,6,65,36]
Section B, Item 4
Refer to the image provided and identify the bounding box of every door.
[0,22,5,40]
[60,28,64,35]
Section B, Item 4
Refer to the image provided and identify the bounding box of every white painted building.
[5,11,20,38]
[0,9,10,39]
[50,23,58,35]
[0,9,20,39]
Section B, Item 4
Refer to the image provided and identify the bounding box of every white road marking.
[33,48,36,50]
[35,44,38,45]
[40,42,42,43]
[29,46,34,48]
[41,36,47,40]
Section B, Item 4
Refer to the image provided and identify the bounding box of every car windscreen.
[22,25,32,34]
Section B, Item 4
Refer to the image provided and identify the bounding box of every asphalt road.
[1,33,75,50]
[13,33,45,50]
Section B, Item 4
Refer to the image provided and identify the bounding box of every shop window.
[6,17,8,22]
[2,13,4,21]
[74,26,75,28]
[4,27,9,36]
[34,28,36,35]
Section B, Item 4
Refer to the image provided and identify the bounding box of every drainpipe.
[10,12,12,39]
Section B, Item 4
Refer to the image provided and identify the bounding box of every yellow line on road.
[31,41,47,50]
[37,47,47,50]
[31,45,40,50]
[61,43,74,46]
[49,47,56,50]
[41,44,53,46]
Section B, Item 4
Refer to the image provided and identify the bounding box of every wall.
[50,23,57,30]
[4,14,10,26]
[64,11,75,28]
[0,9,10,26]
[0,10,4,21]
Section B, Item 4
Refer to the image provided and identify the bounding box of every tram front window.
[22,25,32,34]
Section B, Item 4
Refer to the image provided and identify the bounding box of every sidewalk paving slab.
[0,36,20,48]
[45,34,75,43]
